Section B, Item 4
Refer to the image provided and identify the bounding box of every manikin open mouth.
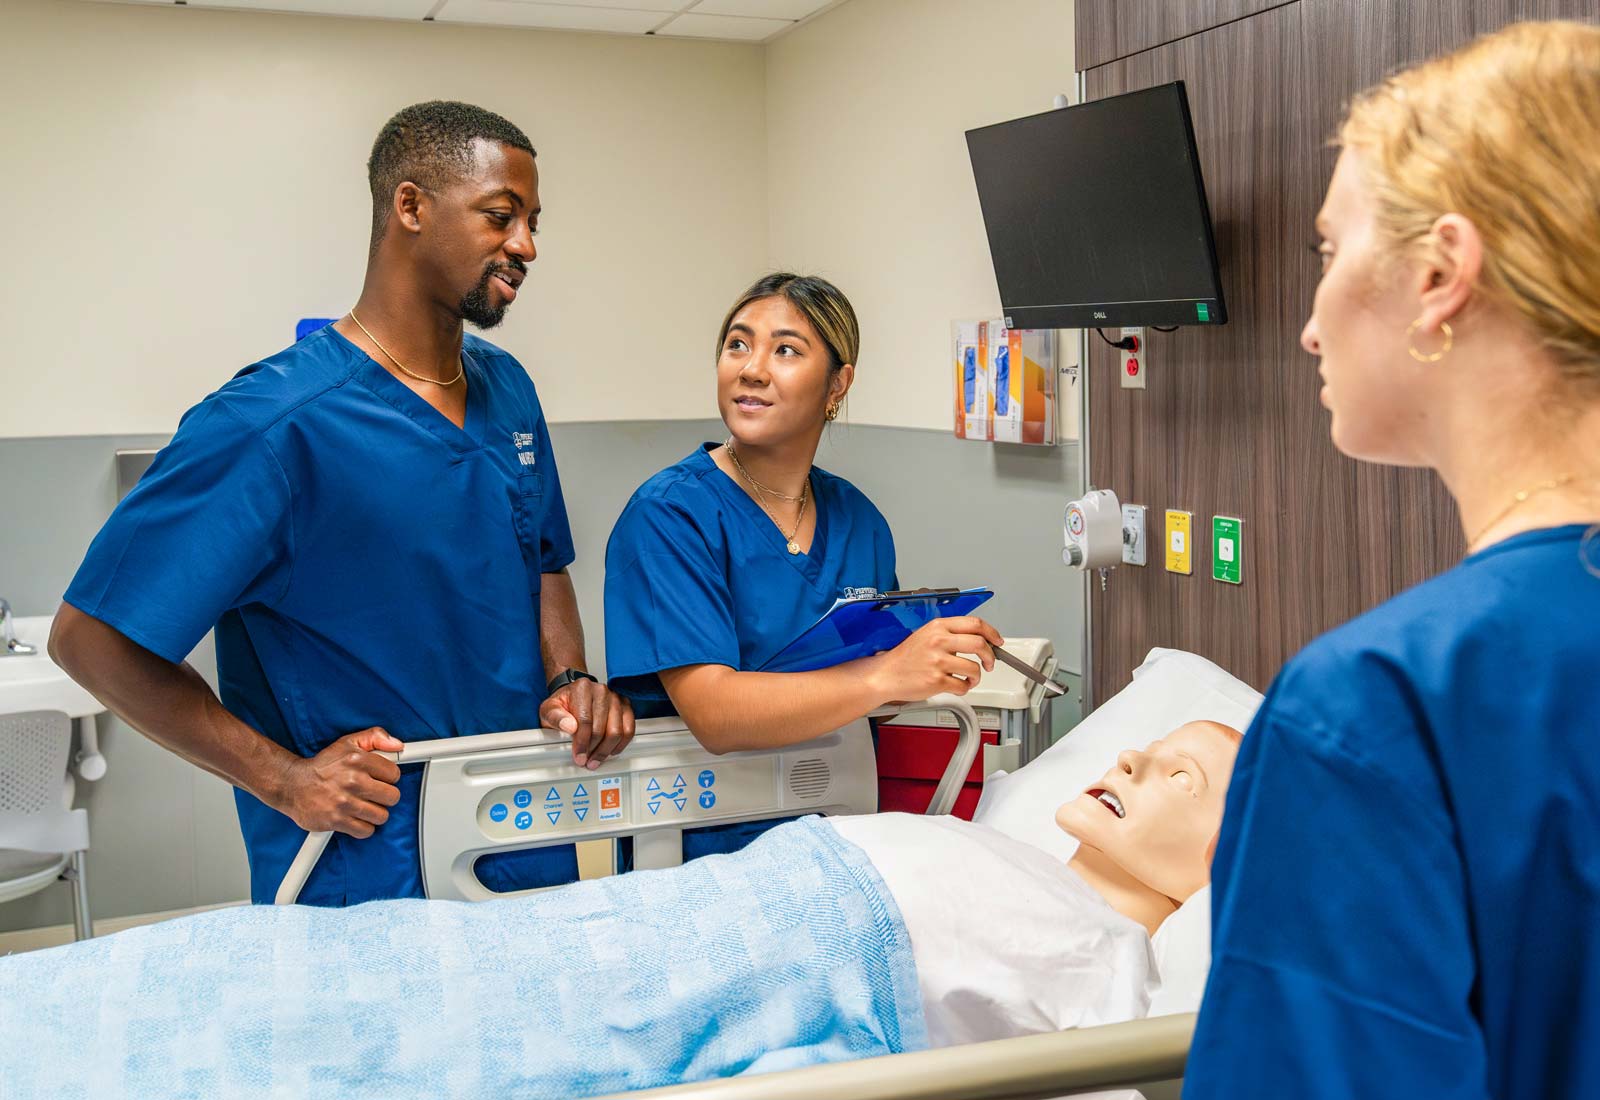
[1087,788,1125,818]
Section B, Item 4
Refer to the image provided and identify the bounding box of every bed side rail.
[596,1013,1195,1100]
[275,700,981,904]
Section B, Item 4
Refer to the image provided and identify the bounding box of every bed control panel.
[475,759,779,840]
[478,774,625,837]
[634,759,776,822]
[420,717,879,901]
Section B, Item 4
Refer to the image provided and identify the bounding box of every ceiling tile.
[174,0,436,17]
[483,0,682,8]
[432,1,671,33]
[655,11,790,40]
[690,0,827,19]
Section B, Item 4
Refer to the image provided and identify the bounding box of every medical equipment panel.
[275,701,983,905]
[476,758,785,841]
[423,721,870,901]
[1211,515,1243,584]
[1165,509,1194,574]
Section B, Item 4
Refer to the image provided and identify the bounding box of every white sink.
[0,615,104,718]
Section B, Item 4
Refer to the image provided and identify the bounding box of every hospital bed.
[587,647,1262,1100]
[276,648,1262,1100]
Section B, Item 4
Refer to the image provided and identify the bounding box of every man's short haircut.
[366,100,535,246]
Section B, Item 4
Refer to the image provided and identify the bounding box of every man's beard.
[459,261,521,329]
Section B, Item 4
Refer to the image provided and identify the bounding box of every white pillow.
[971,647,1262,861]
[1148,884,1212,1016]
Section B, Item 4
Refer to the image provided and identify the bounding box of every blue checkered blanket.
[0,816,926,1098]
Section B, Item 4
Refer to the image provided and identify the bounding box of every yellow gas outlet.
[1165,510,1193,575]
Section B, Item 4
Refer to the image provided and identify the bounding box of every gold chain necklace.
[725,439,809,554]
[724,438,805,501]
[1466,474,1576,549]
[349,309,465,387]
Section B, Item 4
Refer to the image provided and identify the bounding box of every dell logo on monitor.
[1093,311,1107,320]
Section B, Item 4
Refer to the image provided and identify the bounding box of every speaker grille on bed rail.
[787,758,831,801]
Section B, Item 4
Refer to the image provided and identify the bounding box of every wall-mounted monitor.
[966,81,1227,329]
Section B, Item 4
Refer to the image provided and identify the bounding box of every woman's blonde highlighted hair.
[1339,20,1600,387]
[716,273,860,375]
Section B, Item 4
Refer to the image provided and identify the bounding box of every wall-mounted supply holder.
[951,320,1059,445]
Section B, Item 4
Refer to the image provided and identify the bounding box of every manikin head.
[1055,720,1243,905]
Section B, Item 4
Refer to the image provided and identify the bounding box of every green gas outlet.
[1212,516,1243,584]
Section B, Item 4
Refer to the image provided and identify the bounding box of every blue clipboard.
[759,587,995,674]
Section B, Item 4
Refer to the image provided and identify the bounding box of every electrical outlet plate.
[1119,326,1146,389]
[1121,504,1147,566]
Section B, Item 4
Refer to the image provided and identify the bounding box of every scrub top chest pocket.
[506,427,551,595]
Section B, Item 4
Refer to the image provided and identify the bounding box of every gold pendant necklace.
[1466,474,1576,550]
[349,309,465,387]
[725,440,809,553]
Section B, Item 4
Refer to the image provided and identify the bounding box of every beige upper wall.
[2,0,1075,439]
[0,0,768,438]
[765,0,1076,431]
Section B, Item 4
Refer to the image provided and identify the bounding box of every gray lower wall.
[0,422,1081,931]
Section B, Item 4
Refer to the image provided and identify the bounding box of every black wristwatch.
[546,668,600,695]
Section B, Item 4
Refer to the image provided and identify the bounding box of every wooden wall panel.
[1076,0,1298,70]
[1081,0,1599,705]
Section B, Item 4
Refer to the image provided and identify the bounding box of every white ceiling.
[88,0,846,42]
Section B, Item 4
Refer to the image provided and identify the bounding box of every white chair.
[0,710,93,940]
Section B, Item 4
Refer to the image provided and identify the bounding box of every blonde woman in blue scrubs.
[604,273,1002,854]
[1186,23,1600,1099]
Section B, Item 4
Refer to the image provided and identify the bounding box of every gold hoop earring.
[824,402,841,422]
[1406,319,1453,363]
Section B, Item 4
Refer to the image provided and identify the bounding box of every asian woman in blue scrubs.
[604,274,1002,852]
[1185,23,1600,1100]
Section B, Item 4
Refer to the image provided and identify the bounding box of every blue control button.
[573,783,588,799]
[648,802,661,816]
[699,790,716,810]
[646,777,661,792]
[547,810,561,825]
[698,769,715,789]
[489,803,508,823]
[672,797,686,812]
[514,811,533,830]
[513,789,532,808]
[575,808,588,822]
[545,786,562,802]
[672,773,686,790]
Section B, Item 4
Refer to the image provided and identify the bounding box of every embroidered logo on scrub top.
[512,430,537,468]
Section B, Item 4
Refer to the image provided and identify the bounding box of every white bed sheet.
[829,812,1154,1048]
